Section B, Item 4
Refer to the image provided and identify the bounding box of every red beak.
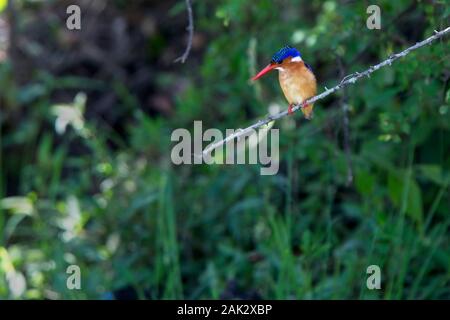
[251,63,277,81]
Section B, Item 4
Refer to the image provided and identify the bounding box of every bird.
[251,45,317,119]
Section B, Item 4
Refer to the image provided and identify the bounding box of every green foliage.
[0,0,6,13]
[0,0,449,299]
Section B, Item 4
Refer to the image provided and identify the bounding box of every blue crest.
[271,45,301,64]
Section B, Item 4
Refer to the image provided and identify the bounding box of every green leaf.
[417,165,446,186]
[0,197,34,216]
[355,169,376,195]
[387,173,423,224]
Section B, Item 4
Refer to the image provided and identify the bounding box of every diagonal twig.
[201,26,450,157]
[174,0,194,64]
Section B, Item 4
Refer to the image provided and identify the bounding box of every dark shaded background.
[0,0,449,299]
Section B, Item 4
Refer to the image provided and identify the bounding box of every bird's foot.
[288,103,294,115]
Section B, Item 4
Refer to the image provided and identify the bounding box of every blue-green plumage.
[271,45,301,64]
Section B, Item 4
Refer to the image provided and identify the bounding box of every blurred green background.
[0,0,449,299]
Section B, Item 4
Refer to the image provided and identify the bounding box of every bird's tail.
[301,103,314,120]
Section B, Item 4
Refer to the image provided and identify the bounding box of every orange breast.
[278,62,317,105]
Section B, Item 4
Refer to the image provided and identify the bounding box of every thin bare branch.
[174,0,194,64]
[201,26,450,157]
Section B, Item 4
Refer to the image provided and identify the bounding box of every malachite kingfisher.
[252,45,317,119]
